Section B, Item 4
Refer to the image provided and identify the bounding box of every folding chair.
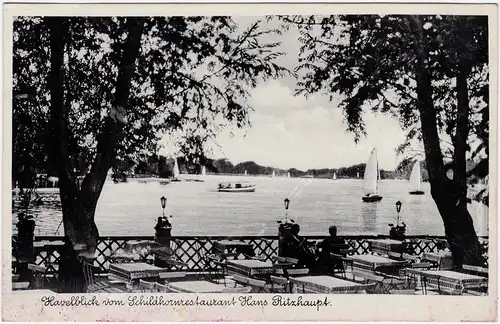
[462,264,488,277]
[28,263,49,289]
[155,282,170,293]
[139,279,156,292]
[270,275,290,293]
[160,271,187,282]
[232,274,250,287]
[285,257,300,267]
[286,268,309,277]
[352,269,386,293]
[247,278,267,293]
[204,254,228,285]
[81,258,124,293]
[222,286,253,293]
[389,289,416,295]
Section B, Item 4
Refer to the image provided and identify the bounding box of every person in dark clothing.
[281,224,302,258]
[14,212,36,282]
[316,226,347,275]
[282,224,316,269]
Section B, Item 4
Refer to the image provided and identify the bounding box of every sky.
[160,17,408,171]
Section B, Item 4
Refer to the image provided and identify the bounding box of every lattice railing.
[27,235,488,274]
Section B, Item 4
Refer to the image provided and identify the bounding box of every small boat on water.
[218,182,256,192]
[409,161,425,195]
[287,172,291,178]
[332,172,337,180]
[362,148,383,202]
[271,170,275,178]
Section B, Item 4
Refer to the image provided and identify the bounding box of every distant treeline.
[123,155,432,181]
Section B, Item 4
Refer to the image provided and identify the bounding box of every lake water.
[12,175,489,237]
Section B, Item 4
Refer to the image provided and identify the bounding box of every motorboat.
[217,182,256,192]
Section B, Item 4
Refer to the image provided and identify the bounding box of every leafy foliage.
[13,17,288,183]
[279,14,489,200]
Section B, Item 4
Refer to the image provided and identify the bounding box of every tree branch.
[47,18,78,195]
[453,16,473,204]
[80,17,146,206]
[407,16,447,186]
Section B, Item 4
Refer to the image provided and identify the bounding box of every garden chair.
[155,282,169,293]
[222,286,253,293]
[139,279,156,292]
[160,271,187,282]
[154,282,183,293]
[389,289,416,295]
[232,274,250,287]
[462,264,488,277]
[247,278,268,293]
[269,275,290,293]
[12,282,30,290]
[329,253,352,278]
[351,269,386,293]
[285,257,300,267]
[286,268,309,277]
[81,257,124,293]
[463,289,487,296]
[204,254,228,285]
[27,263,50,289]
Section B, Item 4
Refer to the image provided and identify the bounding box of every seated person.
[282,224,317,269]
[316,226,347,274]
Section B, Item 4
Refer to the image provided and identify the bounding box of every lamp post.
[395,200,402,226]
[160,196,167,217]
[284,198,290,222]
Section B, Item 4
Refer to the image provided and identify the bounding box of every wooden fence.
[28,235,489,275]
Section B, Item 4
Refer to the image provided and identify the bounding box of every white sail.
[244,170,247,176]
[409,161,422,191]
[333,172,337,180]
[363,148,379,195]
[173,158,180,178]
[272,170,275,178]
[287,172,291,178]
[201,165,206,176]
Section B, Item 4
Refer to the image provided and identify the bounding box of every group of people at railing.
[279,224,348,275]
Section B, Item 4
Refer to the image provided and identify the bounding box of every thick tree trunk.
[47,17,146,292]
[409,16,482,268]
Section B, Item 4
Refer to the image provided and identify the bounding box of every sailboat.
[195,165,206,182]
[287,172,291,178]
[409,161,425,195]
[332,172,337,180]
[272,170,275,178]
[244,170,248,176]
[362,148,383,202]
[171,158,181,182]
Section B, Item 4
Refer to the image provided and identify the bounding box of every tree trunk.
[47,17,145,292]
[409,16,482,268]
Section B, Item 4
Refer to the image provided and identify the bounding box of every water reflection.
[12,192,62,235]
[361,203,378,234]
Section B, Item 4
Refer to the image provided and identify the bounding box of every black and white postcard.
[2,2,497,322]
